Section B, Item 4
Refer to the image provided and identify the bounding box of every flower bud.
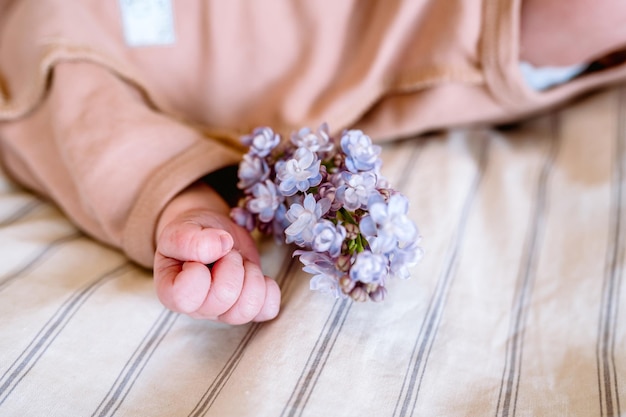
[368,285,387,302]
[336,254,352,272]
[333,153,344,169]
[349,285,368,302]
[318,182,337,205]
[378,188,392,201]
[339,276,355,293]
[344,223,359,240]
[319,164,328,181]
[341,241,349,254]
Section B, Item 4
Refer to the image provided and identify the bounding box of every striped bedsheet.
[1,86,625,417]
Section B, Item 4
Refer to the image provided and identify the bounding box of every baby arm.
[154,182,281,324]
[0,60,280,324]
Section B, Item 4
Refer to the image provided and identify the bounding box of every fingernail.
[220,233,233,252]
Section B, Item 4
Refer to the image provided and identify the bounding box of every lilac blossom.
[241,127,280,157]
[324,173,345,211]
[360,193,418,254]
[237,154,270,189]
[290,123,334,153]
[376,174,391,189]
[328,172,344,187]
[232,123,422,302]
[340,130,382,173]
[276,148,323,196]
[389,239,424,279]
[312,220,347,257]
[246,180,282,223]
[231,207,255,231]
[284,193,330,246]
[317,182,337,206]
[271,204,290,243]
[349,252,388,284]
[295,251,345,298]
[335,171,379,211]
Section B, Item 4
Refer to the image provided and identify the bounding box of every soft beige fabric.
[2,0,626,266]
[0,87,624,416]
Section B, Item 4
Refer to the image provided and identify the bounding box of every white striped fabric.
[0,86,625,417]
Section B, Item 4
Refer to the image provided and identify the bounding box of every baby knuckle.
[192,234,213,259]
[213,281,241,306]
[237,293,264,320]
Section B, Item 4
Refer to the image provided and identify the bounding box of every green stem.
[339,208,357,225]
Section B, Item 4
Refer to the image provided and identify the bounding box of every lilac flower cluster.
[231,124,422,302]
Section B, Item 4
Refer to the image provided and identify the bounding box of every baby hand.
[153,184,281,324]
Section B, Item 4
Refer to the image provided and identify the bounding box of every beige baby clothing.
[1,0,625,267]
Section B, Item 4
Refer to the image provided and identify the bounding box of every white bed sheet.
[0,87,625,417]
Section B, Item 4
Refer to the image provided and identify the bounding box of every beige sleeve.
[0,60,242,268]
